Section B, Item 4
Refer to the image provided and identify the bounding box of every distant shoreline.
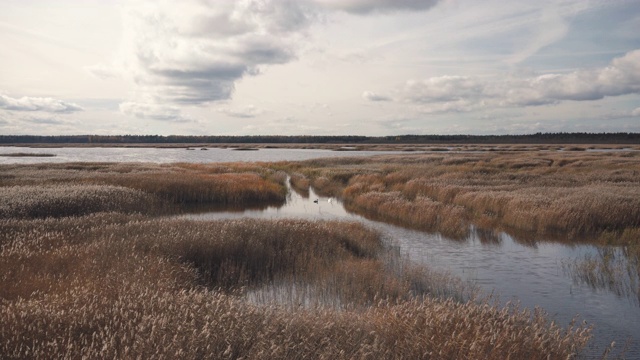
[1,133,639,147]
[1,143,639,153]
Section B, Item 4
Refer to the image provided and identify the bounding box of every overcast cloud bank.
[384,49,640,113]
[1,0,639,135]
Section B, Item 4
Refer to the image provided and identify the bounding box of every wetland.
[1,145,639,358]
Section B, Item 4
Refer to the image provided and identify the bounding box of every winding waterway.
[183,184,640,359]
[3,145,638,357]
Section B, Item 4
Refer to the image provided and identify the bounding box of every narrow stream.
[181,183,640,358]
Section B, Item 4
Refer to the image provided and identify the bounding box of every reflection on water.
[563,247,640,306]
[182,181,640,358]
[183,181,355,222]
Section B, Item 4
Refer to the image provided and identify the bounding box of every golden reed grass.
[1,213,591,359]
[289,172,310,197]
[0,163,287,217]
[0,160,593,358]
[280,150,640,242]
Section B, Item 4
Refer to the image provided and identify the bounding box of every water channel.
[183,183,640,359]
[3,145,639,357]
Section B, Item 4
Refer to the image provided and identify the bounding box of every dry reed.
[1,214,591,359]
[0,162,288,215]
[282,150,640,242]
[0,159,598,358]
[289,172,310,197]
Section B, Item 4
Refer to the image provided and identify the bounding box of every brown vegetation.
[277,150,640,242]
[1,213,590,359]
[289,172,310,197]
[0,162,287,217]
[0,159,597,358]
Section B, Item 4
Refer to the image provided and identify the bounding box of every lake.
[0,146,407,164]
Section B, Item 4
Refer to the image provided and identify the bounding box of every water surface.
[0,146,406,164]
[184,185,640,358]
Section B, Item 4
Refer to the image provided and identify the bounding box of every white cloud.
[119,102,190,122]
[217,105,265,118]
[632,107,640,117]
[90,0,445,122]
[313,0,440,14]
[0,93,83,113]
[506,4,570,64]
[85,63,119,80]
[23,117,69,125]
[392,49,640,112]
[109,0,314,108]
[400,76,485,103]
[362,91,391,101]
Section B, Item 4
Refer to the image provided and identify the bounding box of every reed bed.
[0,159,601,358]
[279,150,640,242]
[289,172,310,197]
[0,185,163,218]
[0,163,287,214]
[344,189,469,239]
[1,214,591,359]
[1,289,591,359]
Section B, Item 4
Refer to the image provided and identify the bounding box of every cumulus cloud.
[313,0,440,14]
[91,0,442,121]
[111,0,314,109]
[0,93,82,113]
[392,49,640,112]
[400,76,485,103]
[362,91,391,101]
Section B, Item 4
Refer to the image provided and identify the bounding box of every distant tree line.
[0,133,638,144]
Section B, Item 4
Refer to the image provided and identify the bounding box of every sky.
[1,0,639,136]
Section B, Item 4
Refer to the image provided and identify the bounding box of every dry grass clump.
[289,172,310,197]
[0,215,394,304]
[1,214,591,359]
[0,185,162,219]
[344,188,469,239]
[144,218,385,295]
[108,171,285,206]
[0,162,288,212]
[281,151,640,242]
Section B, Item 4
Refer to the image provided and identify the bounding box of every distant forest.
[1,133,639,145]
